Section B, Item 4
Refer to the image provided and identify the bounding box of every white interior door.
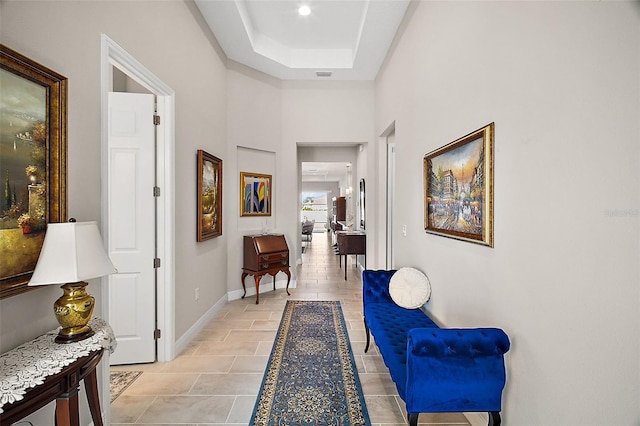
[107,92,156,365]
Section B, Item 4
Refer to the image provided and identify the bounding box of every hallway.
[110,232,469,425]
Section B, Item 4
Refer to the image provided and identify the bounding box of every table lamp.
[28,220,117,343]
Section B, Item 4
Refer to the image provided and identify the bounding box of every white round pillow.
[389,267,431,309]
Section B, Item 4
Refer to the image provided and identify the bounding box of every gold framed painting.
[0,44,68,298]
[197,150,222,241]
[423,123,494,247]
[240,172,271,216]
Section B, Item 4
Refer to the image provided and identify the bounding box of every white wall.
[375,1,639,424]
[0,1,228,423]
[226,62,284,297]
[226,73,375,294]
[4,1,636,424]
[0,0,376,353]
[282,83,375,267]
[301,181,340,200]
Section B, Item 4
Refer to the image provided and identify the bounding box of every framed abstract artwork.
[240,172,271,216]
[0,44,68,298]
[423,123,494,247]
[197,150,222,241]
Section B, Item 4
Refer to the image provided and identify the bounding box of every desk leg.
[56,389,79,426]
[344,255,347,280]
[283,269,291,296]
[241,272,249,299]
[84,368,103,426]
[254,274,262,304]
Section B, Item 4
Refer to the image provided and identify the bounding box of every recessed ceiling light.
[298,5,311,16]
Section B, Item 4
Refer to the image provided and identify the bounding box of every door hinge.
[154,329,161,340]
[153,186,161,197]
[153,114,161,125]
[153,258,161,268]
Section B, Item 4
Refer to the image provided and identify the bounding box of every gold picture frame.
[240,172,271,216]
[423,123,494,247]
[197,150,222,241]
[0,44,68,298]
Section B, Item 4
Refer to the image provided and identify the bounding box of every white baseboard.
[464,411,488,426]
[174,294,227,356]
[177,278,297,354]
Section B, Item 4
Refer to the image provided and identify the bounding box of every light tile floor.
[111,232,469,426]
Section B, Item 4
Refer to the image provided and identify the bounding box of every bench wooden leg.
[364,319,371,353]
[488,411,501,426]
[408,413,418,426]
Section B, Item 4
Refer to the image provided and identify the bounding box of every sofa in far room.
[362,269,511,426]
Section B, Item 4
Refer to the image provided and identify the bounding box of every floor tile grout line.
[132,394,158,424]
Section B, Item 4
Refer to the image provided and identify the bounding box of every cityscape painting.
[423,123,494,247]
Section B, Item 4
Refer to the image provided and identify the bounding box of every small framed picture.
[197,150,222,241]
[240,172,271,216]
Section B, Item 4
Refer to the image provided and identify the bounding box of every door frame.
[379,121,396,269]
[386,142,396,269]
[100,34,176,363]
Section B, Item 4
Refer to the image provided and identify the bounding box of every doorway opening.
[100,35,176,364]
[297,144,362,265]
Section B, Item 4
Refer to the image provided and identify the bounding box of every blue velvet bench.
[362,270,510,426]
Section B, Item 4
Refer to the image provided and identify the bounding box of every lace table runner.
[0,317,116,413]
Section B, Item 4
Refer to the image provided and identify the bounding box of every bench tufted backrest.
[362,269,396,307]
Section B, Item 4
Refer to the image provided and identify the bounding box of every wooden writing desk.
[336,231,366,280]
[242,234,291,304]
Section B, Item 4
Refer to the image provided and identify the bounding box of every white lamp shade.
[28,221,117,286]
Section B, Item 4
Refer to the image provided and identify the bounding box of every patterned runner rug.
[251,300,370,425]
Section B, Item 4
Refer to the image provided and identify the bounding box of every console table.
[242,234,291,304]
[0,317,116,425]
[336,231,366,280]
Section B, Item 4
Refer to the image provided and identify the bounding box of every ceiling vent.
[316,71,332,77]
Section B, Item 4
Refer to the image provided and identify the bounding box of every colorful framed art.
[240,172,271,216]
[423,123,494,247]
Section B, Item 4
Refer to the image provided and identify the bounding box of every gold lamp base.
[54,281,96,344]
